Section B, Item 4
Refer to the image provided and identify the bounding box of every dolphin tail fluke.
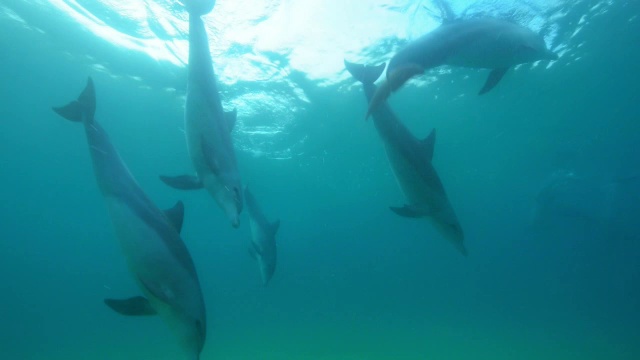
[478,68,509,95]
[52,77,96,123]
[344,60,385,85]
[159,175,204,190]
[184,0,215,16]
[104,296,157,316]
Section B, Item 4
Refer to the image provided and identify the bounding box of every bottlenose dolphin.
[52,78,207,360]
[367,17,558,117]
[346,60,466,255]
[160,0,243,227]
[245,187,280,285]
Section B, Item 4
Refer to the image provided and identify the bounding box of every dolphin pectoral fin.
[159,175,203,190]
[390,205,426,218]
[225,108,238,131]
[421,129,436,162]
[164,201,185,233]
[104,296,157,316]
[387,64,425,92]
[365,79,392,119]
[52,77,96,122]
[479,68,509,95]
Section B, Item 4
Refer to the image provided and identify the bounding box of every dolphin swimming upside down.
[160,0,243,228]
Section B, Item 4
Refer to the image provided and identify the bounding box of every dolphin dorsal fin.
[164,201,185,233]
[225,108,238,131]
[421,129,436,162]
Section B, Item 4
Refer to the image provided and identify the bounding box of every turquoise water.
[1,1,639,359]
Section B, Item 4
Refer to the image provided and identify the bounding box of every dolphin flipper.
[159,175,204,190]
[390,205,426,218]
[104,296,157,316]
[479,67,509,95]
[164,201,185,233]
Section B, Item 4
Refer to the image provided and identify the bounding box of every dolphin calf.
[346,60,466,255]
[52,78,207,360]
[245,187,280,285]
[160,0,243,228]
[367,17,558,117]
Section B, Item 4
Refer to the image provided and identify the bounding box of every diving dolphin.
[245,187,280,285]
[160,0,243,228]
[52,78,207,360]
[367,17,558,117]
[346,60,467,255]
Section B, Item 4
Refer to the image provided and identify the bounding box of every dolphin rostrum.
[160,0,243,228]
[346,60,467,255]
[245,187,280,285]
[367,17,558,117]
[52,78,207,360]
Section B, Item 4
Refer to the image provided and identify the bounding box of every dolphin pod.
[160,0,243,228]
[366,17,558,118]
[52,78,207,360]
[245,187,280,285]
[346,60,467,256]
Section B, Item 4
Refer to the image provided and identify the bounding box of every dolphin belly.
[105,198,204,317]
[105,197,206,356]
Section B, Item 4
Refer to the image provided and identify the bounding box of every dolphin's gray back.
[388,18,541,72]
[82,119,199,279]
[362,82,446,194]
[188,13,224,118]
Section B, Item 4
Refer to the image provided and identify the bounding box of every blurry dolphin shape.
[346,60,466,256]
[366,17,558,117]
[245,187,280,285]
[52,78,206,360]
[160,0,243,228]
[532,170,640,241]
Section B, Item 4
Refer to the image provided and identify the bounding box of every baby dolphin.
[346,60,466,255]
[245,187,280,285]
[160,0,243,228]
[52,78,207,360]
[367,17,558,117]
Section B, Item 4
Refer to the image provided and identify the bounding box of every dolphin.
[160,0,243,228]
[52,78,207,360]
[366,17,558,117]
[245,187,280,285]
[346,60,467,255]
